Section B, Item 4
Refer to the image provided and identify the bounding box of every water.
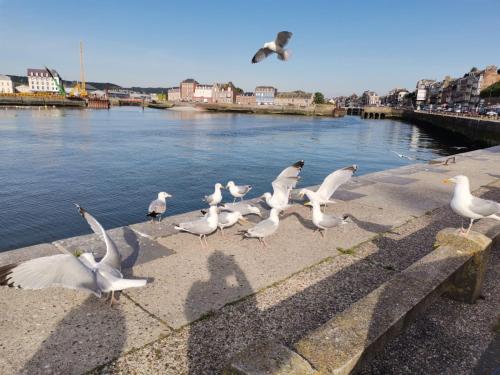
[0,107,481,252]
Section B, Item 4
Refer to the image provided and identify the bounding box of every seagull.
[391,150,416,161]
[299,165,357,211]
[146,192,172,223]
[241,208,281,247]
[175,205,218,247]
[261,160,305,210]
[303,192,350,238]
[252,31,293,64]
[218,211,248,235]
[0,205,147,305]
[220,202,262,217]
[226,181,252,203]
[204,183,224,206]
[444,175,500,235]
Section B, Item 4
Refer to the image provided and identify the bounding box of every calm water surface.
[0,107,481,251]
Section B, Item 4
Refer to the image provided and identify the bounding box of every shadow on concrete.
[281,211,317,230]
[348,214,395,234]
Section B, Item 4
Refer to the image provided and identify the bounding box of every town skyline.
[1,0,500,97]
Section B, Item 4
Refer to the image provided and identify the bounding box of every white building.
[27,68,61,93]
[0,75,13,94]
[193,84,213,103]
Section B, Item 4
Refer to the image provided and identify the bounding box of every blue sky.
[1,0,499,96]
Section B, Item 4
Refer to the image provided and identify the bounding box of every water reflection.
[0,107,483,251]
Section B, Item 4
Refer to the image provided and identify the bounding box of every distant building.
[213,83,236,104]
[361,90,380,106]
[381,88,408,107]
[15,84,32,93]
[167,87,181,102]
[180,78,198,101]
[0,75,13,93]
[236,92,256,105]
[193,84,213,103]
[415,79,436,106]
[27,68,60,93]
[255,86,276,105]
[107,89,131,99]
[275,91,313,107]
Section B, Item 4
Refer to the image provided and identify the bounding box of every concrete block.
[225,342,317,375]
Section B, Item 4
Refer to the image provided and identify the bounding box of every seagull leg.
[320,230,325,238]
[220,227,224,236]
[110,290,117,306]
[199,235,204,248]
[262,238,269,248]
[204,235,209,247]
[158,214,162,223]
[233,197,236,203]
[464,219,474,236]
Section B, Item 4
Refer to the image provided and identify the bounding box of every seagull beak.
[442,178,451,184]
[303,201,312,206]
[238,218,249,225]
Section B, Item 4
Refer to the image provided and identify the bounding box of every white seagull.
[226,181,252,203]
[147,191,172,222]
[0,205,147,305]
[299,165,358,211]
[221,202,262,217]
[175,205,219,247]
[444,175,500,235]
[241,208,281,247]
[304,192,350,238]
[204,183,224,206]
[261,160,304,211]
[252,31,293,64]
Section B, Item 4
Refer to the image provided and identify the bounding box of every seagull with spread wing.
[252,31,293,64]
[0,204,147,305]
[299,165,358,211]
[261,160,304,211]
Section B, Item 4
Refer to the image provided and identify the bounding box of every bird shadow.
[347,214,395,234]
[281,210,317,230]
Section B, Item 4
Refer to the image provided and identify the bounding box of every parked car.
[486,111,498,117]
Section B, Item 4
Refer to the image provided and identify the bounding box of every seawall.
[402,110,500,145]
[0,94,86,108]
[198,103,346,117]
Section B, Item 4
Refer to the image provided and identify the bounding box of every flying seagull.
[303,192,350,237]
[252,31,293,64]
[175,205,219,247]
[0,205,147,305]
[147,192,172,223]
[262,160,304,210]
[241,208,281,247]
[299,165,357,211]
[204,183,224,206]
[444,175,500,235]
[226,181,252,203]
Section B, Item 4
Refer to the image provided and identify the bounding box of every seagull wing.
[275,31,293,48]
[0,254,101,297]
[276,160,304,180]
[272,177,294,198]
[237,185,252,195]
[252,48,273,64]
[469,196,500,217]
[148,199,166,214]
[75,204,121,270]
[316,165,357,200]
[247,219,277,237]
[319,214,343,229]
[176,218,213,235]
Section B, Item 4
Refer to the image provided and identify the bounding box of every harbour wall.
[197,103,346,117]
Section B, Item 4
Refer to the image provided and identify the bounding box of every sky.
[1,0,499,97]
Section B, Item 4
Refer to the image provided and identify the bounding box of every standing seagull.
[175,205,219,247]
[241,208,281,247]
[299,165,358,211]
[226,181,252,202]
[0,205,147,305]
[252,31,293,64]
[147,192,172,223]
[444,175,500,235]
[204,183,224,206]
[304,192,350,238]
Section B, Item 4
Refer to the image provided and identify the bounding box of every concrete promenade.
[1,147,500,374]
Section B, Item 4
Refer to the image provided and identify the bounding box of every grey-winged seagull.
[303,191,350,238]
[221,202,262,217]
[204,183,224,206]
[241,208,281,247]
[0,204,147,305]
[444,175,500,235]
[261,160,304,211]
[252,31,293,64]
[175,205,219,247]
[147,191,172,223]
[226,181,252,202]
[299,165,357,211]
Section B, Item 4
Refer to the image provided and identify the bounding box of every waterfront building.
[107,89,131,99]
[167,87,181,102]
[213,83,236,104]
[27,68,60,93]
[180,78,198,101]
[255,86,276,105]
[415,79,436,106]
[0,75,13,93]
[236,92,256,105]
[274,91,313,107]
[193,84,214,103]
[361,90,380,106]
[15,84,32,93]
[381,88,409,107]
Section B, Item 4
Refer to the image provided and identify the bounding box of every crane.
[70,41,87,97]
